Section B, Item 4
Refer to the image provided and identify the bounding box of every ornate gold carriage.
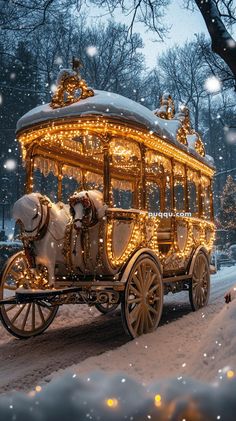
[0,64,215,339]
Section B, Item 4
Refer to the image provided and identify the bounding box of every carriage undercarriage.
[0,240,211,339]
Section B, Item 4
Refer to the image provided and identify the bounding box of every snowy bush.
[0,371,236,421]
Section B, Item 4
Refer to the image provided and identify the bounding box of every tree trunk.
[195,0,236,82]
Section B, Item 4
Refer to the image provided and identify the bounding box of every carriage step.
[15,287,80,301]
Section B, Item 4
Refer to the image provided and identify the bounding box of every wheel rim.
[191,253,210,309]
[124,256,163,338]
[0,252,58,338]
[95,302,119,314]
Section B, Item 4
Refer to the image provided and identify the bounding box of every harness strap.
[69,192,98,229]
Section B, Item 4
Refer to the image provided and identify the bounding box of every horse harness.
[18,196,51,268]
[69,192,98,230]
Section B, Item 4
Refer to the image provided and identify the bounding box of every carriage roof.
[16,70,214,172]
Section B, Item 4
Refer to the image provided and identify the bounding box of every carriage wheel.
[95,302,119,314]
[0,252,58,339]
[121,254,163,338]
[189,251,210,311]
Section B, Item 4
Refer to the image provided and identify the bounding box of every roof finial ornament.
[154,93,175,120]
[176,104,205,155]
[50,57,94,109]
[72,56,83,74]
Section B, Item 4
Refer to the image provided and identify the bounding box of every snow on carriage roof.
[16,90,214,167]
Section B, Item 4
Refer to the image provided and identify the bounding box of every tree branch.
[195,0,236,81]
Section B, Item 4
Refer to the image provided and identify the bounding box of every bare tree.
[157,41,207,130]
[1,0,235,85]
[193,0,236,84]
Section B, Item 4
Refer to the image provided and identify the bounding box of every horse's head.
[69,190,105,231]
[13,193,52,241]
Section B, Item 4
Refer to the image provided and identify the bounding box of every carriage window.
[111,179,133,209]
[110,139,141,175]
[174,180,185,211]
[110,138,140,209]
[72,134,103,162]
[33,158,58,202]
[188,170,199,214]
[147,182,161,212]
[188,182,198,214]
[202,176,211,219]
[145,150,163,175]
[84,171,103,192]
[62,165,82,202]
[145,151,171,176]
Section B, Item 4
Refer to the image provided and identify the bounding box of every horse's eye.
[32,212,39,220]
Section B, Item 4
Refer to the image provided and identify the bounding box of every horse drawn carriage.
[0,62,215,339]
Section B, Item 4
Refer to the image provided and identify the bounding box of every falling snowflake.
[4,159,17,170]
[55,57,63,65]
[86,46,98,57]
[50,84,57,93]
[204,76,222,93]
[225,128,236,144]
[226,39,236,49]
[0,94,2,105]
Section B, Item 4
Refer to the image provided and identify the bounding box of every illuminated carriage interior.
[16,69,215,279]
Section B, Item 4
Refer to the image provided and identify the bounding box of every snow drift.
[0,371,236,421]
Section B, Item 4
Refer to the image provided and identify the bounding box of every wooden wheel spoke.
[37,304,45,324]
[5,304,18,312]
[132,307,142,332]
[144,308,151,332]
[32,303,36,331]
[11,304,26,323]
[130,284,141,297]
[129,303,141,324]
[147,308,154,327]
[147,304,158,316]
[128,297,141,304]
[133,274,142,292]
[21,304,31,330]
[149,284,159,295]
[137,267,144,286]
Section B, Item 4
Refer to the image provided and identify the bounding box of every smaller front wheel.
[189,251,210,311]
[95,302,119,314]
[0,252,58,339]
[121,254,163,338]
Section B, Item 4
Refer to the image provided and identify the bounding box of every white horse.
[69,190,107,230]
[13,193,70,287]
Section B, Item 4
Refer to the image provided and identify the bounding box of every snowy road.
[0,266,235,393]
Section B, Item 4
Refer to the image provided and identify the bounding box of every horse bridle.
[69,192,98,230]
[18,196,51,242]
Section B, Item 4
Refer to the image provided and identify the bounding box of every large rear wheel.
[189,251,210,311]
[0,252,58,339]
[121,254,163,338]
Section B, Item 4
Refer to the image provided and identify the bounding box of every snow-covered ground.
[0,266,236,420]
[0,266,235,394]
[47,266,236,385]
